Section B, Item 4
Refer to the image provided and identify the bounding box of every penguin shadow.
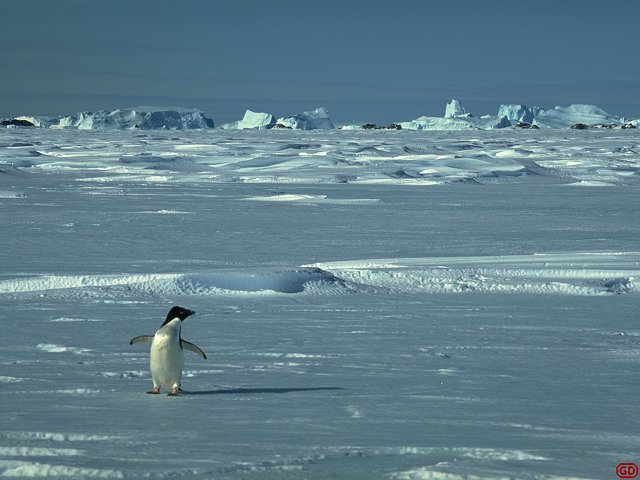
[181,386,344,396]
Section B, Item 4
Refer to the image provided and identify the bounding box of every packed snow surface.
[0,126,639,479]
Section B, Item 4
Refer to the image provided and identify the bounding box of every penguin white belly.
[150,331,184,390]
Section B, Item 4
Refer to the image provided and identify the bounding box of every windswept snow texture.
[3,127,639,186]
[0,126,639,479]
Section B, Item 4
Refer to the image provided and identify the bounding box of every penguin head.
[161,305,195,327]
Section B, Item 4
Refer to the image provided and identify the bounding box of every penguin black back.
[160,306,195,327]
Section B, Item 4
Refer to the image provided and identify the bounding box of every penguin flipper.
[181,339,207,359]
[129,335,154,345]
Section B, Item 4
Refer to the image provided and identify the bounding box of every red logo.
[618,463,639,479]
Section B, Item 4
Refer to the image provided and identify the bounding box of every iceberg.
[532,104,620,129]
[399,115,510,131]
[397,100,635,131]
[12,116,54,128]
[5,100,637,131]
[276,107,334,130]
[218,110,276,130]
[444,99,467,118]
[52,108,214,130]
[497,104,540,124]
[497,103,629,128]
[399,100,510,131]
[1,118,36,127]
[218,107,334,130]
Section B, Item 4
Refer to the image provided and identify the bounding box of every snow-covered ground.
[1,127,639,479]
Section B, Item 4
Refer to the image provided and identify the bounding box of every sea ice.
[0,126,638,479]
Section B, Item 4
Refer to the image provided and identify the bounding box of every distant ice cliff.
[3,101,638,131]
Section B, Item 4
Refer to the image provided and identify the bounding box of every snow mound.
[1,254,637,300]
[0,164,31,177]
[242,194,381,205]
[176,269,344,294]
[1,432,120,442]
[0,190,26,198]
[0,268,346,298]
[219,110,276,130]
[0,462,124,478]
[307,252,640,296]
[53,108,214,130]
[276,107,335,130]
[36,343,91,355]
[118,154,209,172]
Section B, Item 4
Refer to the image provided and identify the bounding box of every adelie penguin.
[129,306,206,396]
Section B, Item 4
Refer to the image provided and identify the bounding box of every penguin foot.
[147,387,161,395]
[168,388,179,396]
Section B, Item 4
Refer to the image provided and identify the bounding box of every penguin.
[129,305,206,396]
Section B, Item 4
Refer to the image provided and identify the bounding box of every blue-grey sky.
[2,0,639,124]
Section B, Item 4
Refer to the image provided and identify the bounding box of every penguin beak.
[185,309,196,318]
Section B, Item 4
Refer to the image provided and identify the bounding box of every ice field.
[1,126,639,479]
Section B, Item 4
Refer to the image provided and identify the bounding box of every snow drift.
[1,254,636,299]
[5,125,640,185]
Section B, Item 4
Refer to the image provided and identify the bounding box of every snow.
[1,126,639,479]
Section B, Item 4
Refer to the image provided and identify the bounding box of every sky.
[1,0,639,125]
